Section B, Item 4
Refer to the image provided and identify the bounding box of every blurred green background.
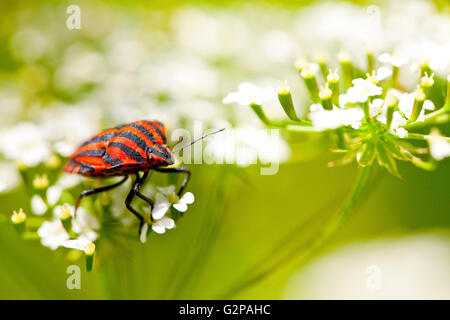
[0,0,449,299]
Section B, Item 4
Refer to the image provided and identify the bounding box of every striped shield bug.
[64,119,223,235]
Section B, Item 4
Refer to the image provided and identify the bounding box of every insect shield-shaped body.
[64,120,191,235]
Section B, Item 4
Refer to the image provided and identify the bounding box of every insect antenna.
[172,128,225,153]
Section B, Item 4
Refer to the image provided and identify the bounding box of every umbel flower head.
[225,51,450,178]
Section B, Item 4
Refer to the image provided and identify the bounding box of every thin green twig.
[219,164,374,298]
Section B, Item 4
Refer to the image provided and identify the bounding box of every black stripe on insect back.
[80,132,118,147]
[108,142,147,163]
[119,130,168,160]
[144,120,167,144]
[75,148,106,158]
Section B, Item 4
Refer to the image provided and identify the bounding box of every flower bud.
[277,85,298,120]
[319,86,333,110]
[327,69,340,106]
[314,51,328,78]
[338,51,353,89]
[85,242,95,272]
[32,174,49,190]
[420,73,434,97]
[385,93,398,129]
[11,208,26,234]
[365,46,375,74]
[59,205,73,233]
[301,64,320,103]
[419,59,431,79]
[294,57,308,73]
[45,154,61,168]
[409,87,426,123]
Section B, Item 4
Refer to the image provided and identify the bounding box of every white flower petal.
[62,239,91,251]
[161,217,175,229]
[152,201,170,219]
[47,186,62,206]
[180,192,195,204]
[31,195,47,215]
[37,220,69,250]
[376,66,392,80]
[173,202,188,212]
[152,223,166,234]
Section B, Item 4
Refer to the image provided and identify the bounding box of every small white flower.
[369,98,385,117]
[394,89,434,121]
[54,204,99,241]
[152,185,194,219]
[309,104,364,130]
[152,217,175,234]
[0,161,20,193]
[37,219,70,250]
[395,91,415,118]
[377,110,408,138]
[222,82,275,106]
[378,52,408,67]
[373,66,392,81]
[343,78,383,104]
[47,186,62,206]
[427,128,450,161]
[31,195,47,215]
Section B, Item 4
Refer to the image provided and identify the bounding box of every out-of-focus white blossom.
[0,162,21,193]
[427,128,450,161]
[31,195,47,215]
[309,104,364,130]
[38,219,70,250]
[341,79,383,104]
[0,122,51,167]
[378,52,408,67]
[223,82,275,106]
[62,238,95,254]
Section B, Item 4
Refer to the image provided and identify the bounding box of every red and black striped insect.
[64,119,222,234]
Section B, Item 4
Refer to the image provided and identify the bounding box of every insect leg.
[133,171,155,221]
[154,167,191,196]
[75,175,128,216]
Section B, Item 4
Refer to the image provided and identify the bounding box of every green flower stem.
[303,76,320,103]
[340,61,353,89]
[249,103,272,126]
[221,165,374,298]
[328,80,340,106]
[362,101,371,121]
[403,133,450,142]
[319,62,328,79]
[391,66,399,89]
[278,90,299,121]
[404,107,450,130]
[366,51,375,74]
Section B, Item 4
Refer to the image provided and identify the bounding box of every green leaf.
[375,143,403,178]
[358,141,375,167]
